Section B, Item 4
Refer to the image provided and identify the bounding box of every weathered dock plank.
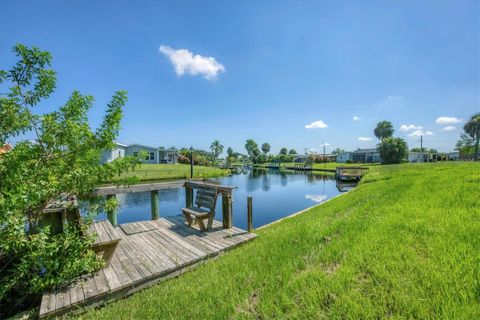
[39,215,256,318]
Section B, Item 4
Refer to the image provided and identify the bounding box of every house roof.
[115,142,128,147]
[0,143,12,154]
[115,142,178,152]
[354,148,378,153]
[125,143,158,150]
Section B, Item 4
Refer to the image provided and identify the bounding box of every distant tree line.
[171,112,480,168]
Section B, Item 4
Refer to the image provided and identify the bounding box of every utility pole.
[190,146,194,179]
[420,135,423,151]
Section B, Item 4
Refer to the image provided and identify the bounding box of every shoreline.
[256,189,353,230]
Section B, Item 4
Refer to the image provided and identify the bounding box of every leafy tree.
[257,154,267,163]
[331,148,345,155]
[261,142,271,155]
[210,140,224,163]
[178,147,212,166]
[411,147,438,153]
[288,149,297,155]
[462,112,480,161]
[280,147,288,155]
[0,45,138,315]
[245,139,260,163]
[410,147,426,152]
[374,121,394,140]
[456,133,475,159]
[377,137,408,164]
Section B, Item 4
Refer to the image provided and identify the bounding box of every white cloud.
[442,125,457,132]
[387,95,400,101]
[409,130,434,137]
[358,137,372,141]
[159,45,225,80]
[305,120,328,129]
[305,194,327,203]
[399,124,422,132]
[353,116,360,121]
[435,117,462,125]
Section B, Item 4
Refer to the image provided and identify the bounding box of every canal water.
[95,169,356,230]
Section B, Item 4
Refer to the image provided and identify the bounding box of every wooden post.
[185,184,193,208]
[151,190,159,220]
[222,193,233,229]
[106,194,117,227]
[247,195,253,232]
[190,146,194,179]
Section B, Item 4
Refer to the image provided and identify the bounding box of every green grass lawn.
[79,162,480,319]
[116,164,230,182]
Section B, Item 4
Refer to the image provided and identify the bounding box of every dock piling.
[247,195,253,232]
[106,194,117,227]
[222,194,233,228]
[151,190,159,220]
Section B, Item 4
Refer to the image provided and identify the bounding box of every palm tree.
[261,143,271,155]
[374,121,394,140]
[463,112,480,161]
[210,140,224,163]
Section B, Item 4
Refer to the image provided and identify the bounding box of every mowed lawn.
[117,164,230,181]
[79,162,480,319]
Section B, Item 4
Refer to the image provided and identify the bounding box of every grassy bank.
[116,164,230,182]
[79,162,480,319]
[256,162,376,170]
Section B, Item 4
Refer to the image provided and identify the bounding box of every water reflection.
[336,180,358,192]
[304,194,328,203]
[97,168,354,230]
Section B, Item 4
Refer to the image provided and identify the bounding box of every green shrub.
[0,45,137,317]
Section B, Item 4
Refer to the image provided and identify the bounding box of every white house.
[448,152,460,161]
[337,148,381,163]
[293,154,309,163]
[408,152,437,163]
[100,143,126,163]
[101,143,179,164]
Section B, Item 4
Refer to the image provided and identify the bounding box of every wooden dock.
[39,215,256,318]
[335,166,369,180]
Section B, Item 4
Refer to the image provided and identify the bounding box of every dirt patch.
[234,289,261,318]
[323,262,341,276]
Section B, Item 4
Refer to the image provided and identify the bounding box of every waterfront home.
[337,148,381,163]
[101,143,179,164]
[448,151,460,161]
[293,154,309,163]
[408,152,438,163]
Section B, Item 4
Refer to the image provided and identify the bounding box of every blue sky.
[1,0,478,153]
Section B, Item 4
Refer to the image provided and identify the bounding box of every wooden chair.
[181,186,219,231]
